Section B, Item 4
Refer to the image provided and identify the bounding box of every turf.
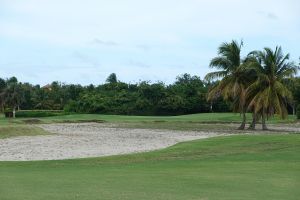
[0,125,50,139]
[44,113,297,123]
[0,134,299,200]
[0,113,296,125]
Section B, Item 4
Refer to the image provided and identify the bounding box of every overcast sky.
[0,0,299,85]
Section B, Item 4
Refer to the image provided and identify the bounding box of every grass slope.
[0,125,50,139]
[0,113,296,125]
[0,135,299,200]
[43,113,296,123]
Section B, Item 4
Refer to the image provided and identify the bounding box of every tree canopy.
[0,73,230,116]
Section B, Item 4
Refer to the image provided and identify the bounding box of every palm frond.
[204,70,227,81]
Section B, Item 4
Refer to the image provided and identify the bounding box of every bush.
[4,108,13,118]
[297,105,300,119]
[15,110,68,118]
[64,101,79,113]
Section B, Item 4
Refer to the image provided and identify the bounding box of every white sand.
[0,123,225,161]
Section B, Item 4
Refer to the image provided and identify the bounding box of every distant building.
[42,84,52,91]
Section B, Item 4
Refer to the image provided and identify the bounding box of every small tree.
[106,73,117,84]
[0,78,7,112]
[3,78,24,118]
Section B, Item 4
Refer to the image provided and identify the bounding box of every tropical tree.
[205,40,250,129]
[2,77,24,118]
[0,78,7,112]
[246,47,298,130]
[106,73,118,84]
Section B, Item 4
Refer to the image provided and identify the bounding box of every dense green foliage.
[297,105,300,119]
[0,74,230,116]
[0,135,299,200]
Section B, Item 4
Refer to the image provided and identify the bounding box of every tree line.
[0,73,230,117]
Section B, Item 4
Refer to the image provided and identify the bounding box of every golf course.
[0,113,299,199]
[1,1,300,199]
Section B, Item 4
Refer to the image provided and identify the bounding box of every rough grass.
[0,135,299,200]
[0,125,50,139]
[115,121,234,131]
[44,113,296,123]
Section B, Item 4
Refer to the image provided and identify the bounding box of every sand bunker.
[0,123,225,161]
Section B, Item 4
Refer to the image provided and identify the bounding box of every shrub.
[297,105,300,119]
[4,108,13,118]
[15,110,68,118]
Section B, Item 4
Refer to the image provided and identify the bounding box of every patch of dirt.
[58,119,107,123]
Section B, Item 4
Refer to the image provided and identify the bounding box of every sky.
[0,0,299,85]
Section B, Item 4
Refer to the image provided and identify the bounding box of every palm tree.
[246,47,298,130]
[205,40,250,129]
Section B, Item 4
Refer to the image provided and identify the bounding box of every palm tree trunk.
[248,113,257,130]
[262,110,268,130]
[13,107,16,118]
[237,111,246,130]
[292,101,296,116]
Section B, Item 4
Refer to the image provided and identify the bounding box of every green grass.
[0,113,296,125]
[0,125,50,139]
[0,134,299,200]
[44,112,296,123]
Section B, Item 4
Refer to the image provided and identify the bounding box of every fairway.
[0,135,299,200]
